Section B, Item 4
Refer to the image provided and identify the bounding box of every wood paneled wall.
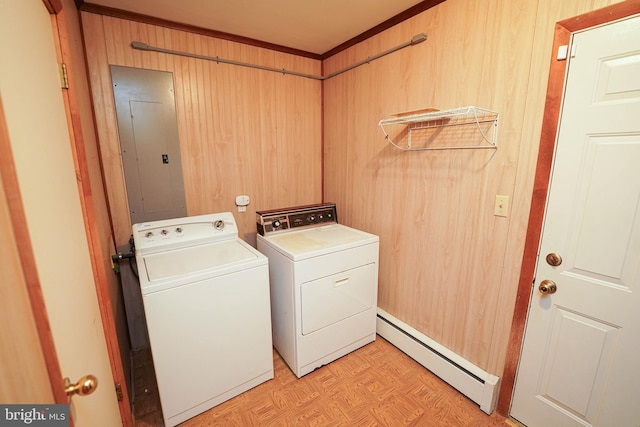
[322,0,619,375]
[81,12,322,246]
[80,0,623,382]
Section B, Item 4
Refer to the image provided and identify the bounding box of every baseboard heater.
[376,308,500,414]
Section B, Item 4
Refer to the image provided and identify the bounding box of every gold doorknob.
[538,280,557,295]
[546,253,562,266]
[64,375,98,398]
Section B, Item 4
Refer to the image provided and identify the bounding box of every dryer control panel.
[256,203,337,235]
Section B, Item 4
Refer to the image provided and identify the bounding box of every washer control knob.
[272,219,281,229]
[175,227,183,234]
[161,229,169,236]
[145,232,153,238]
[309,215,316,222]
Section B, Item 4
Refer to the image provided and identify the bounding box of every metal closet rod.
[130,33,427,81]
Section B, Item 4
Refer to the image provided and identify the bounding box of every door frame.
[498,0,640,415]
[49,0,133,424]
[2,0,133,424]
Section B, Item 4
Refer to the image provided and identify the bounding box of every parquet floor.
[133,336,508,426]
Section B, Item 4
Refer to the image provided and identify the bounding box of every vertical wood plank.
[82,12,322,246]
[322,0,622,378]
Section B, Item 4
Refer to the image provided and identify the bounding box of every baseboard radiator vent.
[376,308,500,414]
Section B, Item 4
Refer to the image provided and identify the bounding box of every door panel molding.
[498,0,640,416]
[0,96,66,404]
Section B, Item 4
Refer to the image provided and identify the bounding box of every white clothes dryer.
[256,203,379,378]
[133,212,273,427]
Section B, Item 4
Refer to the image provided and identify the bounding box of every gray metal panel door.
[111,66,186,224]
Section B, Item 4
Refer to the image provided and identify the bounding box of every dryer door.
[300,263,377,335]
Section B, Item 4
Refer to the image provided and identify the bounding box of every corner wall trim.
[376,308,500,414]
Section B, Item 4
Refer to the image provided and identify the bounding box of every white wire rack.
[378,106,499,151]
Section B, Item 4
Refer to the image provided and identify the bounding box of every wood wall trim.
[498,0,640,416]
[42,0,62,14]
[76,0,444,61]
[496,21,571,416]
[77,2,322,60]
[321,0,446,59]
[53,4,133,425]
[0,97,67,404]
[559,0,640,31]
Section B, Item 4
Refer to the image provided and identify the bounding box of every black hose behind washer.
[111,235,139,280]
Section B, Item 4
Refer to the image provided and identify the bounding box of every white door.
[511,15,640,427]
[0,0,122,425]
[0,98,55,405]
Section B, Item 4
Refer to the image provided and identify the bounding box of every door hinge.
[59,63,69,89]
[115,383,123,401]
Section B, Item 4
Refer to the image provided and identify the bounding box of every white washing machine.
[256,203,379,378]
[133,212,273,427]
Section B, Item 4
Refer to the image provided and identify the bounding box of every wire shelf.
[378,106,499,151]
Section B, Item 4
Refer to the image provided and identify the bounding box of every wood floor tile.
[134,337,507,426]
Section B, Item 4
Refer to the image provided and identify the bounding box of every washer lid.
[142,239,259,282]
[264,224,378,259]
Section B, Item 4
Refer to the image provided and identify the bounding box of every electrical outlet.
[495,195,509,217]
[235,195,250,213]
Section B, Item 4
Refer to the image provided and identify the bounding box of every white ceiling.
[84,0,426,55]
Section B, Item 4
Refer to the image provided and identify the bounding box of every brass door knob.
[546,253,562,266]
[64,375,98,398]
[538,280,557,295]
